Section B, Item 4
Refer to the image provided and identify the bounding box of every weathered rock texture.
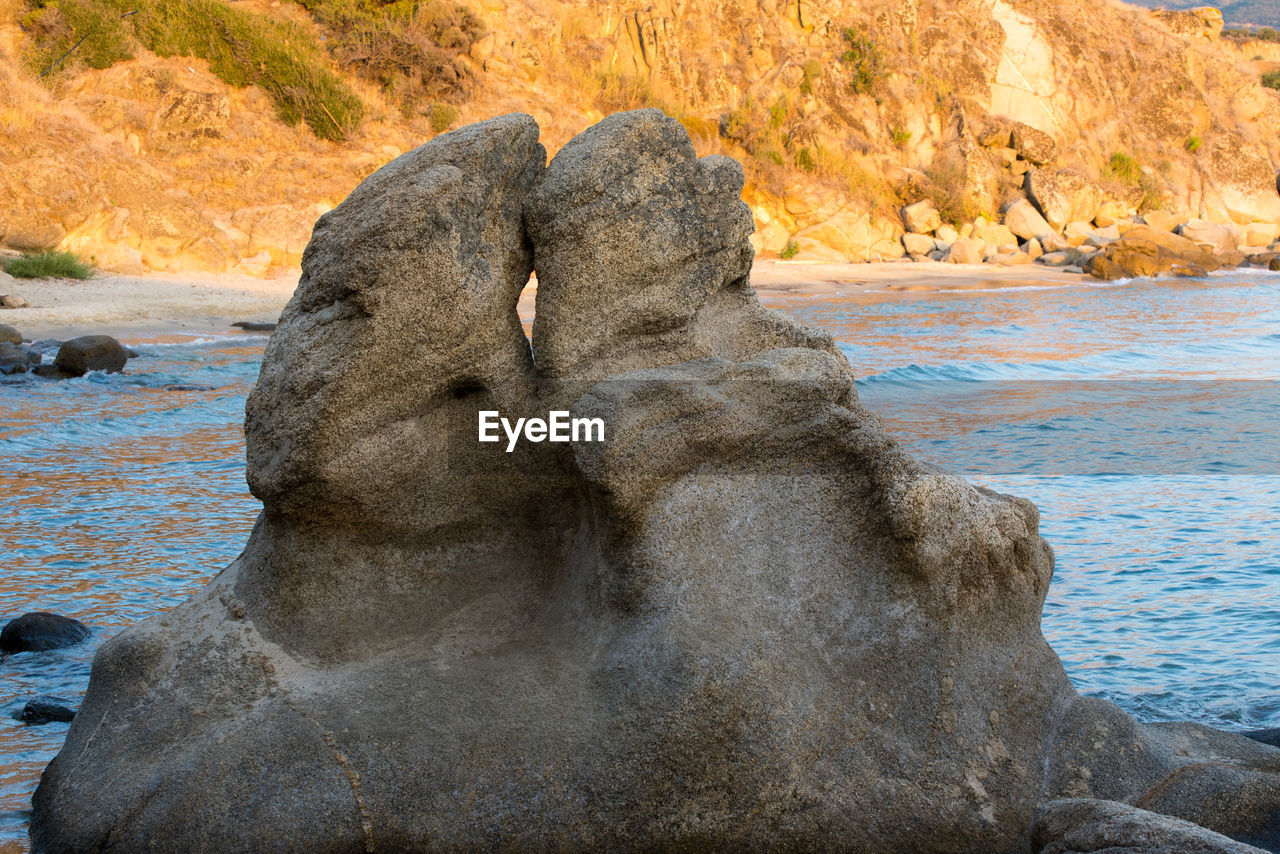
[31,112,1280,853]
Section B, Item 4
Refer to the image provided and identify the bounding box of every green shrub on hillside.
[2,250,93,279]
[299,0,482,105]
[21,0,362,140]
[1104,151,1141,185]
[1224,26,1280,43]
[1263,71,1280,90]
[426,101,458,133]
[839,28,885,96]
[780,240,799,260]
[1184,134,1202,153]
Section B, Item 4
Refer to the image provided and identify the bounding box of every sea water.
[0,272,1277,845]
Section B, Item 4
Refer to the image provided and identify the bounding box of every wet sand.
[0,261,1089,340]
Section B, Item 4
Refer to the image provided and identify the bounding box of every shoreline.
[0,260,1131,341]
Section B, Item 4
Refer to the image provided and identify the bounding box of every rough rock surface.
[1003,198,1055,241]
[1026,168,1104,232]
[52,336,129,376]
[1032,798,1269,854]
[1085,226,1223,280]
[0,322,20,345]
[31,112,1280,853]
[0,342,39,375]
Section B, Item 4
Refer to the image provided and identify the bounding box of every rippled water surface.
[0,272,1278,846]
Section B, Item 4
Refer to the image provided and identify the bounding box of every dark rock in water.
[232,321,277,332]
[0,612,91,653]
[0,322,21,345]
[30,112,1280,852]
[19,696,77,725]
[1032,798,1270,854]
[0,342,39,375]
[31,364,72,379]
[53,335,129,376]
[164,383,215,392]
[1246,728,1280,748]
[1270,256,1280,272]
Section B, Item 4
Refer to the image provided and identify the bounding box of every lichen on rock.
[30,110,1280,853]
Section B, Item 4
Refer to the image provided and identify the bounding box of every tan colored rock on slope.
[31,111,1280,853]
[1,0,1280,272]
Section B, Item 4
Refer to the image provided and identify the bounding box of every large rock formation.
[31,111,1280,852]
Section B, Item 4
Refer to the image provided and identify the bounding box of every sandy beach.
[0,260,1091,341]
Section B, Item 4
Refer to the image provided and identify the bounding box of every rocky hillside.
[2,0,1280,274]
[1128,0,1280,28]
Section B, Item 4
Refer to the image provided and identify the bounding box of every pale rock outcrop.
[789,212,905,264]
[1004,198,1055,240]
[1141,210,1185,233]
[979,118,1057,166]
[1026,168,1104,233]
[1197,135,1280,224]
[902,199,943,234]
[903,231,935,255]
[973,220,1018,250]
[1181,219,1240,254]
[31,112,1280,853]
[1151,7,1225,41]
[945,236,987,264]
[1246,222,1280,247]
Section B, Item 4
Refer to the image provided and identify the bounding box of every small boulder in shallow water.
[19,696,77,725]
[0,612,90,654]
[0,322,20,345]
[231,321,277,332]
[53,335,129,376]
[0,342,39,375]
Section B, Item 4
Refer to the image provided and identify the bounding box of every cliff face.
[1,0,1279,272]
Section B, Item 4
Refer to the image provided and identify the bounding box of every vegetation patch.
[779,239,799,260]
[1103,151,1141,185]
[2,250,93,279]
[839,28,886,96]
[299,0,482,108]
[1184,134,1202,153]
[21,0,363,140]
[1262,71,1280,90]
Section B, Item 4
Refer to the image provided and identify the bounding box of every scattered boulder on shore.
[0,294,28,309]
[0,612,90,654]
[18,696,77,725]
[0,342,40,375]
[31,112,1280,852]
[231,321,277,332]
[52,335,130,376]
[0,323,20,345]
[1084,225,1223,280]
[1026,167,1104,233]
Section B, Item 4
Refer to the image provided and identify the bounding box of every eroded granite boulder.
[31,110,1280,853]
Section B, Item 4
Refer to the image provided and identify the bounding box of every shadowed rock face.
[31,110,1280,853]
